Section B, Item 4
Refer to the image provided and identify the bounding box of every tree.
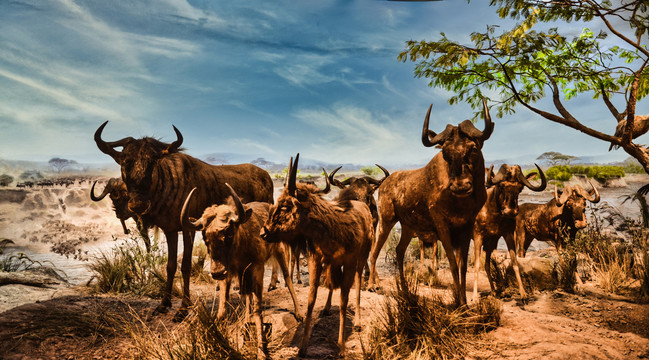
[398,1,649,172]
[536,151,578,166]
[48,157,77,173]
[0,174,13,187]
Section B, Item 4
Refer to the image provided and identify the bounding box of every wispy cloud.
[293,103,414,164]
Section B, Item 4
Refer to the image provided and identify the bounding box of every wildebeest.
[368,99,493,305]
[94,121,274,320]
[260,154,374,357]
[471,164,547,301]
[328,164,389,227]
[515,182,600,258]
[180,184,301,360]
[90,178,152,251]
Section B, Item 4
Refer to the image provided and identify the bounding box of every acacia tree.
[537,151,579,166]
[398,0,649,171]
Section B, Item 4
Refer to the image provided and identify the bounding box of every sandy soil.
[1,178,649,359]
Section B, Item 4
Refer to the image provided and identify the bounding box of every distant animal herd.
[89,99,601,358]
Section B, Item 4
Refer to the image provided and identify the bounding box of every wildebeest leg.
[323,286,333,315]
[290,243,302,285]
[136,218,151,252]
[369,218,397,288]
[217,278,231,320]
[174,230,194,322]
[353,261,363,331]
[438,227,462,306]
[457,234,470,306]
[520,233,534,258]
[154,231,177,315]
[472,233,484,302]
[484,246,496,295]
[299,255,323,357]
[252,285,268,360]
[277,247,303,321]
[505,233,527,299]
[267,260,280,291]
[432,240,439,271]
[120,219,129,235]
[337,265,355,355]
[396,226,415,287]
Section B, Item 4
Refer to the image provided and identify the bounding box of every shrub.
[546,165,572,181]
[586,165,625,182]
[361,166,381,176]
[363,280,501,360]
[87,235,171,298]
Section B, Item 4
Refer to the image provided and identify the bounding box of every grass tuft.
[364,279,501,360]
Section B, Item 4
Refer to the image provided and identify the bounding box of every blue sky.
[1,0,647,167]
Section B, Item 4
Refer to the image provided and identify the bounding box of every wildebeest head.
[328,164,389,207]
[422,98,494,197]
[554,182,600,229]
[486,163,547,217]
[180,184,252,280]
[94,121,183,215]
[260,154,329,242]
[90,178,133,222]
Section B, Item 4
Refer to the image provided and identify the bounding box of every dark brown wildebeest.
[471,164,547,301]
[260,154,374,357]
[90,178,152,251]
[368,99,493,305]
[94,121,273,320]
[180,184,301,360]
[515,182,600,258]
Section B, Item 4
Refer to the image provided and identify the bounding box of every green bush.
[546,165,572,181]
[361,166,381,176]
[545,165,625,182]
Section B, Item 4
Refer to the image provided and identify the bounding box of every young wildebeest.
[260,154,374,357]
[180,184,301,360]
[471,164,547,301]
[369,99,493,306]
[515,182,600,258]
[90,178,152,251]
[95,121,274,321]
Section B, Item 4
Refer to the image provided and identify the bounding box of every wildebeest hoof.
[367,285,381,293]
[353,324,362,332]
[173,308,189,322]
[267,284,277,292]
[320,308,332,317]
[294,312,304,322]
[152,304,170,316]
[297,279,302,284]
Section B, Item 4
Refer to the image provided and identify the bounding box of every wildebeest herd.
[91,99,601,358]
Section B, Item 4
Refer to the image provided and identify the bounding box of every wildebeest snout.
[450,178,473,196]
[210,260,228,280]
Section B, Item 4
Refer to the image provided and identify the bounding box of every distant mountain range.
[0,150,638,176]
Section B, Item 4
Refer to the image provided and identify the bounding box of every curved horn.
[479,97,494,142]
[164,125,184,154]
[422,104,437,147]
[225,183,246,221]
[94,121,128,161]
[518,164,547,192]
[485,164,495,187]
[287,153,299,196]
[582,180,600,203]
[375,164,390,186]
[317,168,331,194]
[180,188,204,231]
[328,166,345,188]
[90,180,110,201]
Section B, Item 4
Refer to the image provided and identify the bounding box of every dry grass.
[126,301,278,360]
[87,235,173,298]
[403,262,442,288]
[363,279,502,360]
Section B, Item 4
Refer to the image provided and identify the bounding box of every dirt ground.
[1,179,649,359]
